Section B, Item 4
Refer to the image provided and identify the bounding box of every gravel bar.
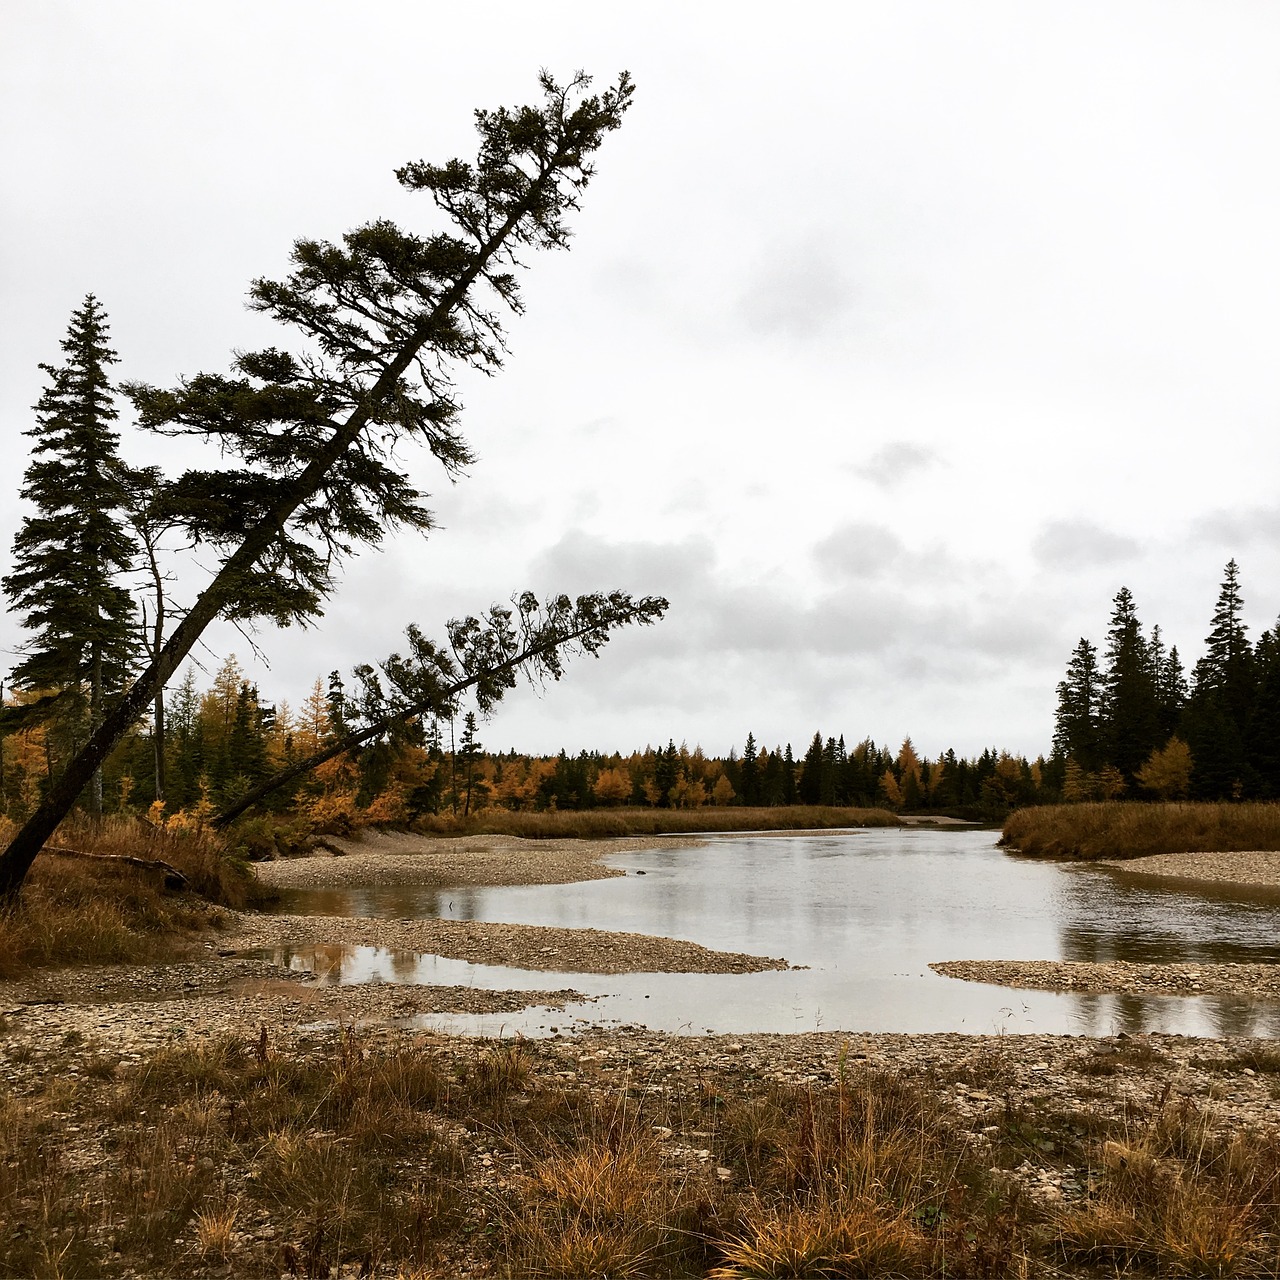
[932,958,1280,998]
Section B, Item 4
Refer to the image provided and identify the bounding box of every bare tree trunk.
[90,644,103,817]
[139,533,169,803]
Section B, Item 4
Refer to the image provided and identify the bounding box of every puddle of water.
[268,830,1280,1037]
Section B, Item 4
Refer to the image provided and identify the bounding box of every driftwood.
[39,845,190,891]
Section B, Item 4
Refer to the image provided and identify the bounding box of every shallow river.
[267,828,1280,1038]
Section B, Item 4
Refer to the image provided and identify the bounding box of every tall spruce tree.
[797,732,824,805]
[1099,587,1160,783]
[1184,560,1256,798]
[2,295,138,814]
[0,71,635,897]
[739,732,760,806]
[1052,638,1102,772]
[1248,618,1280,798]
[1147,624,1188,743]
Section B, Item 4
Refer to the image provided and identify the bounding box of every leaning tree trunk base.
[38,845,189,891]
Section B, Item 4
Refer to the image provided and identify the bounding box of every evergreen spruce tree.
[782,743,798,805]
[1148,625,1188,742]
[739,732,760,806]
[2,295,138,814]
[1184,561,1256,798]
[1099,587,1160,783]
[1052,638,1102,772]
[797,732,824,805]
[458,712,483,815]
[1247,619,1280,798]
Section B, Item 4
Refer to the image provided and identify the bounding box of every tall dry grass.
[5,1031,1280,1276]
[0,814,257,978]
[1001,801,1280,860]
[412,804,900,839]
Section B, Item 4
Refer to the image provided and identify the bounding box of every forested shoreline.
[2,657,1046,827]
[7,558,1278,833]
[1053,560,1280,803]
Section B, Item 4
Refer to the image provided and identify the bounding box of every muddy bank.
[933,958,1280,998]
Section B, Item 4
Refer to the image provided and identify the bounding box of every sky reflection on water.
[271,830,1280,1037]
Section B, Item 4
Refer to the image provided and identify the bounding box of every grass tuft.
[711,1195,926,1279]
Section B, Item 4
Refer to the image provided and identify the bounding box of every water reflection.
[1057,865,1280,965]
[270,831,1280,1037]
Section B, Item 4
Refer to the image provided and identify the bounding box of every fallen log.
[38,845,190,891]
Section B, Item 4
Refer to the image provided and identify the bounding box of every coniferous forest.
[1052,560,1280,802]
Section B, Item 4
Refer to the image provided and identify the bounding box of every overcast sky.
[3,2,1279,760]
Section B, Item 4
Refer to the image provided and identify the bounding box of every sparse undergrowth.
[3,1030,1280,1277]
[1001,801,1280,861]
[0,815,262,978]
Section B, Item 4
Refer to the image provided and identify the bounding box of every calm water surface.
[268,829,1280,1037]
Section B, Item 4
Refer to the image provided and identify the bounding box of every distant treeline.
[1052,559,1280,802]
[1,657,1049,825]
[7,557,1269,829]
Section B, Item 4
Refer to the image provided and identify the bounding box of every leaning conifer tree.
[2,295,139,815]
[0,70,635,898]
[211,589,667,827]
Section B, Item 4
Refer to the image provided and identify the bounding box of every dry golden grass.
[1054,1093,1280,1277]
[5,1031,1280,1276]
[1001,801,1280,860]
[711,1195,926,1279]
[194,1197,240,1261]
[412,804,901,839]
[0,814,264,979]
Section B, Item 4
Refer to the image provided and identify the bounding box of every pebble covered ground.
[1101,847,1280,887]
[933,958,1280,997]
[7,837,1280,1276]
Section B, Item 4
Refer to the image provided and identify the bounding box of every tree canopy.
[0,71,637,897]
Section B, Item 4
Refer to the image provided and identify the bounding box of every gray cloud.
[1031,520,1142,570]
[533,530,1057,670]
[528,529,713,601]
[856,443,938,490]
[1190,506,1280,546]
[812,522,908,580]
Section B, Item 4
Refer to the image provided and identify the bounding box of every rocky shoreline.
[8,832,1280,1087]
[253,830,694,890]
[932,958,1280,998]
[1100,846,1280,888]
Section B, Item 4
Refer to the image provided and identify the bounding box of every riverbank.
[7,826,1280,1273]
[933,958,1280,998]
[1002,800,1280,860]
[1100,846,1280,888]
[252,829,673,889]
[4,1010,1280,1277]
